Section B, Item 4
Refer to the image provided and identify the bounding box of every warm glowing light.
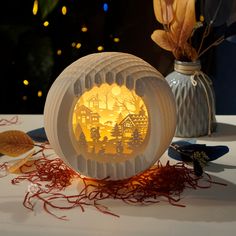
[57,49,62,55]
[76,43,82,49]
[43,21,49,27]
[22,95,28,101]
[113,37,120,43]
[23,80,29,86]
[97,46,104,51]
[61,6,67,15]
[71,42,76,47]
[32,0,38,15]
[72,84,149,161]
[37,90,43,97]
[200,15,204,22]
[81,26,88,32]
[111,86,121,96]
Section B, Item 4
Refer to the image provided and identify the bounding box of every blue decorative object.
[168,140,229,176]
[27,127,48,142]
[103,3,108,12]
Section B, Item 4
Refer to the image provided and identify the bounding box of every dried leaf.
[172,47,182,60]
[172,43,198,61]
[153,0,176,24]
[0,130,34,157]
[183,43,198,61]
[170,0,196,47]
[151,29,175,51]
[8,151,35,173]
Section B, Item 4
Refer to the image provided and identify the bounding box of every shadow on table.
[0,200,30,222]
[205,162,236,173]
[198,122,236,142]
[109,175,236,223]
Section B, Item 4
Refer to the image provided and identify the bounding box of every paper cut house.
[74,105,100,127]
[119,113,148,138]
[88,94,100,109]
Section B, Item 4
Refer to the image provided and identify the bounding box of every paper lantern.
[44,52,176,180]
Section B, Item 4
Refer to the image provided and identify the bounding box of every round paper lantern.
[44,52,176,180]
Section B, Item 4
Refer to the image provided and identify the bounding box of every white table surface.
[0,115,236,236]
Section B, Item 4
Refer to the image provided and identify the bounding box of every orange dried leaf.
[153,0,175,24]
[0,130,34,157]
[151,30,175,51]
[183,43,198,61]
[170,0,196,47]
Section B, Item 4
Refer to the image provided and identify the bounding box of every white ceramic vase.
[165,60,216,137]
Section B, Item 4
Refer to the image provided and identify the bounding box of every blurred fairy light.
[200,15,204,22]
[32,0,38,15]
[62,6,67,15]
[23,80,29,86]
[22,96,28,101]
[37,91,43,97]
[43,21,49,27]
[71,42,82,49]
[81,26,88,32]
[97,45,104,51]
[113,37,120,43]
[103,3,109,12]
[57,49,62,55]
[76,43,82,49]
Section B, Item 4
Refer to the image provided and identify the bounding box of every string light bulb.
[81,26,88,32]
[113,37,120,43]
[71,42,76,47]
[37,91,43,97]
[200,15,204,22]
[62,6,67,15]
[32,0,38,15]
[57,49,62,55]
[23,80,29,86]
[76,43,82,49]
[43,21,49,27]
[103,3,109,12]
[97,46,104,51]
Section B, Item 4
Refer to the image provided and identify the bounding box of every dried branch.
[197,0,223,55]
[112,96,131,114]
[198,35,225,58]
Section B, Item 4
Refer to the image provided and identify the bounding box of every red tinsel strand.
[13,157,77,191]
[0,162,8,178]
[11,156,226,220]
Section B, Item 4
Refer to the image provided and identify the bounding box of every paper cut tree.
[128,128,143,150]
[111,123,122,141]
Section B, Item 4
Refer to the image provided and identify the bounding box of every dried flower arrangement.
[151,0,233,61]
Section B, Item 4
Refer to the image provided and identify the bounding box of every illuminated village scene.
[72,84,149,162]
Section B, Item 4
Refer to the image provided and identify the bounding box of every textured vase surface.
[165,60,216,137]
